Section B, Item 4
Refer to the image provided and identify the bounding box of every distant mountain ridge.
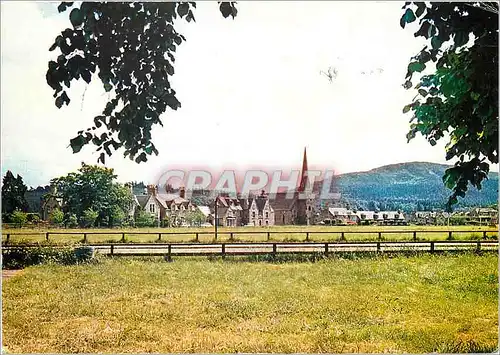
[334,162,498,212]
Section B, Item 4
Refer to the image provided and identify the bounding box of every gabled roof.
[197,206,211,217]
[255,198,267,212]
[136,195,150,208]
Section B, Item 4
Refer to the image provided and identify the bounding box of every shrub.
[2,246,96,269]
[49,209,64,226]
[26,213,41,224]
[135,210,156,227]
[11,210,28,227]
[110,206,126,227]
[65,213,78,228]
[80,208,98,228]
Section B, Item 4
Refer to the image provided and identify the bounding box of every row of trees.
[2,165,208,228]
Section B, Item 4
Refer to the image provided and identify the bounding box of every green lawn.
[2,253,498,353]
[2,225,498,245]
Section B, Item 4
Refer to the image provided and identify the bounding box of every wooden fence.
[2,240,498,258]
[1,229,498,244]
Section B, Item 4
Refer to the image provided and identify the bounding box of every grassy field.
[2,253,498,353]
[1,225,498,245]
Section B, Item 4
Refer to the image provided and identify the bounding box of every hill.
[335,162,498,212]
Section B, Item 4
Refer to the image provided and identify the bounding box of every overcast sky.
[1,1,466,187]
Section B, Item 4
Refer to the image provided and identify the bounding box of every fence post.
[166,244,172,262]
[376,242,381,252]
[341,232,345,241]
[306,232,309,241]
[6,234,10,243]
[110,244,114,256]
[267,232,270,241]
[158,233,162,241]
[83,233,88,243]
[121,233,125,242]
[448,231,452,240]
[45,232,49,241]
[273,243,277,258]
[378,232,382,241]
[195,233,199,242]
[413,231,417,242]
[221,243,226,258]
[483,231,487,240]
[230,232,234,241]
[476,241,481,253]
[430,242,435,253]
[325,243,329,256]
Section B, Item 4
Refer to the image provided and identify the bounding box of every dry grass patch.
[2,253,498,353]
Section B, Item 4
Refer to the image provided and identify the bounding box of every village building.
[269,148,317,225]
[134,185,195,226]
[247,192,275,226]
[41,185,63,220]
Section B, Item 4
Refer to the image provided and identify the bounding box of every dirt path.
[2,270,23,280]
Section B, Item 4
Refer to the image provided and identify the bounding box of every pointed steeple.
[298,147,308,192]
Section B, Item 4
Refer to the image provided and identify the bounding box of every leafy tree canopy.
[47,1,237,164]
[1,171,29,214]
[51,163,134,225]
[400,2,498,211]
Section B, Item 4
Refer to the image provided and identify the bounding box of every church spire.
[298,147,308,192]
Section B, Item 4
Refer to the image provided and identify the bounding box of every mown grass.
[2,225,498,245]
[2,253,498,353]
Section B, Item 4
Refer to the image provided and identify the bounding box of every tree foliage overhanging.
[46,1,237,164]
[400,2,498,211]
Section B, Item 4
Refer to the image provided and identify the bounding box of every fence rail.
[2,240,497,257]
[1,229,498,244]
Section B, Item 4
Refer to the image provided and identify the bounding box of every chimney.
[147,184,157,196]
[179,186,186,199]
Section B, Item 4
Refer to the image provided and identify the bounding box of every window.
[265,220,269,226]
[252,212,255,218]
[149,204,155,213]
[266,212,269,218]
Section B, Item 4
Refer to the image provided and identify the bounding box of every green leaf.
[415,3,426,17]
[220,2,237,19]
[177,3,189,17]
[403,104,412,113]
[69,8,84,27]
[418,88,428,97]
[408,62,426,74]
[400,9,416,28]
[55,95,64,109]
[134,152,147,163]
[443,168,460,190]
[430,37,443,51]
[70,135,86,153]
[103,82,112,92]
[454,32,468,48]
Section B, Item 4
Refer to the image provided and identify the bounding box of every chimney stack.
[147,184,157,196]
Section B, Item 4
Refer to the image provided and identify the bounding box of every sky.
[0,1,468,187]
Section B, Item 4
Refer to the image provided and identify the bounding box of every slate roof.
[136,195,150,208]
[255,198,267,213]
[197,206,211,217]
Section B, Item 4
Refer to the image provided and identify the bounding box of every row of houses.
[319,207,407,226]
